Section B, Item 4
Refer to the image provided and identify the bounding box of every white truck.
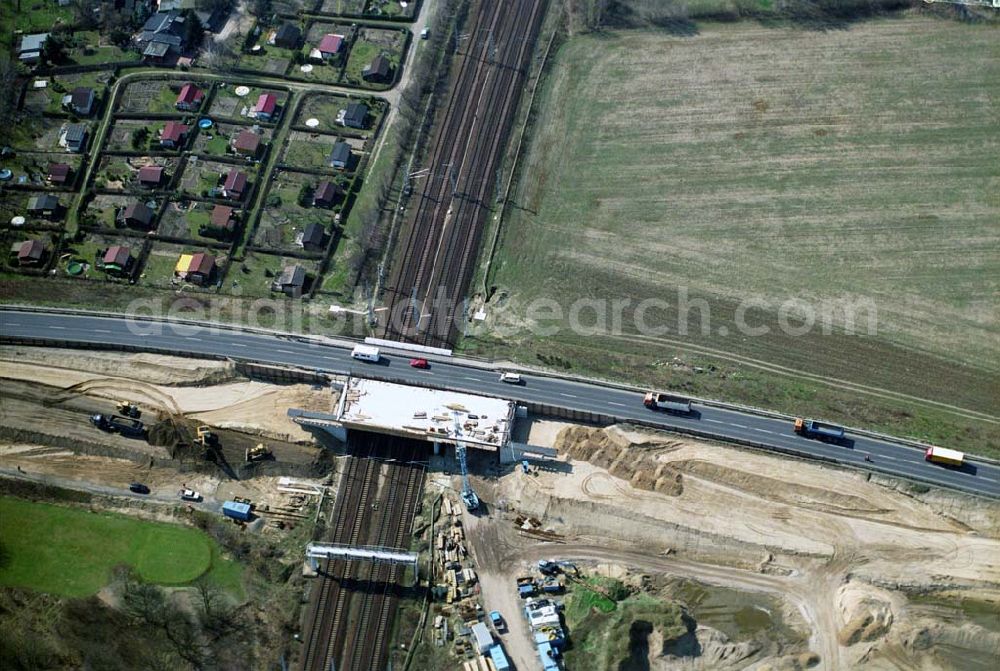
[643,392,693,414]
[351,344,380,362]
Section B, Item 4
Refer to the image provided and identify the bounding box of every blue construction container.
[488,644,511,671]
[222,500,252,521]
[537,641,560,670]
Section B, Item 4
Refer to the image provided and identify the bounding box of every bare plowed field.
[477,16,1000,452]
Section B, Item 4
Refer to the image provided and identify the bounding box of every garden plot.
[190,122,274,158]
[282,131,364,171]
[102,119,188,153]
[364,0,417,19]
[0,231,56,272]
[210,85,288,122]
[0,191,73,231]
[159,199,241,243]
[227,251,321,298]
[22,71,112,116]
[254,170,345,252]
[93,155,180,192]
[0,153,82,189]
[116,80,201,115]
[10,0,73,32]
[62,30,140,67]
[272,0,313,14]
[318,0,366,14]
[177,157,255,201]
[140,241,226,290]
[344,27,404,88]
[294,94,384,135]
[57,231,144,281]
[80,193,159,231]
[14,118,81,153]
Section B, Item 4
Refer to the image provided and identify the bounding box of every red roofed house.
[252,93,278,121]
[231,129,262,158]
[316,34,344,60]
[176,83,205,111]
[206,205,237,237]
[47,162,71,186]
[101,245,133,276]
[137,165,164,187]
[11,239,46,267]
[175,252,216,285]
[159,121,190,148]
[221,169,248,200]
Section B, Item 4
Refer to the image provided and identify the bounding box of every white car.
[499,372,522,385]
[180,489,202,502]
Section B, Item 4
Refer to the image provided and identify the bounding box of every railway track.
[381,0,547,348]
[297,435,425,671]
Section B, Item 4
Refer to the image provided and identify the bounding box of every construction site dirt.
[3,347,998,670]
[0,347,336,481]
[447,424,1000,671]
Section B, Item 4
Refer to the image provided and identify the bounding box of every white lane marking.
[608,402,626,407]
[50,326,67,330]
[463,376,479,381]
[5,322,20,326]
[706,419,726,424]
[980,477,998,484]
[185,337,200,341]
[276,349,296,354]
[729,423,748,429]
[559,393,578,399]
[753,428,774,435]
[879,454,898,461]
[230,343,246,347]
[93,329,111,333]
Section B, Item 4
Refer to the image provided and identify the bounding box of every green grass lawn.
[472,16,1000,454]
[5,0,73,33]
[0,497,242,598]
[228,251,288,297]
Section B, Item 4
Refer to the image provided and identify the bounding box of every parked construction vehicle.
[196,425,217,447]
[643,392,693,414]
[538,559,579,577]
[794,418,846,443]
[116,400,141,418]
[245,443,272,462]
[90,414,146,438]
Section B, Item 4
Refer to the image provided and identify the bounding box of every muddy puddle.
[663,578,806,644]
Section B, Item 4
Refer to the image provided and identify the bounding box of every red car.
[409,358,430,369]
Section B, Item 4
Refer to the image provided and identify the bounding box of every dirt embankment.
[0,346,238,386]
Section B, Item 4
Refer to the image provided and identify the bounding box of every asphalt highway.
[2,310,997,498]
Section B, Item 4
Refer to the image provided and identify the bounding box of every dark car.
[129,482,150,495]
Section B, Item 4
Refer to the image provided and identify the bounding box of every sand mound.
[836,581,894,646]
[557,426,683,496]
[656,625,762,669]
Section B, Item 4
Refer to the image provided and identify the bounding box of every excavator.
[116,400,141,418]
[245,443,272,462]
